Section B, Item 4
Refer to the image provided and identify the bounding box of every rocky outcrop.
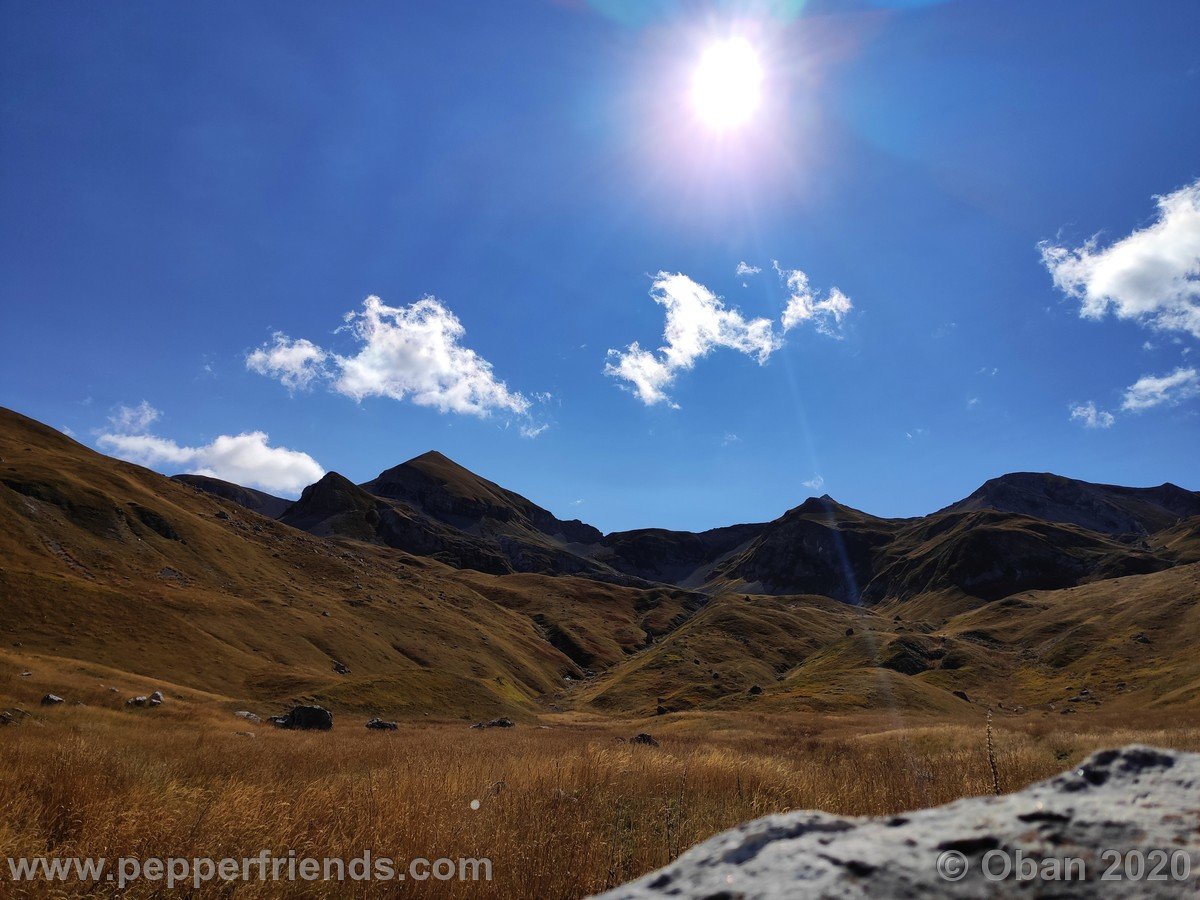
[594,746,1199,899]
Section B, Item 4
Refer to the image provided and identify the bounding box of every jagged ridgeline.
[2,405,1198,719]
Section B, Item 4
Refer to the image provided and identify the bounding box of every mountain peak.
[945,472,1200,536]
[407,449,453,466]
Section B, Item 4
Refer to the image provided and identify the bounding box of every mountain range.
[2,404,1198,720]
[180,448,1199,606]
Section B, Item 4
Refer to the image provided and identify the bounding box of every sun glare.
[690,37,763,130]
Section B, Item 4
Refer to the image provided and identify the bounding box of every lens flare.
[690,37,763,130]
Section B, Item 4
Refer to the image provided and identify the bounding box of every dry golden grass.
[1,705,1197,899]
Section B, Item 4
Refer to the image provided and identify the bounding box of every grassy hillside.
[2,405,1197,726]
[0,409,632,719]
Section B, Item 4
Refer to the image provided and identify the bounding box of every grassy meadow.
[2,695,1198,899]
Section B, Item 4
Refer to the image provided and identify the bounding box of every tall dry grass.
[0,706,1197,898]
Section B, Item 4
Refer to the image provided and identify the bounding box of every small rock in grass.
[470,717,515,729]
[40,694,64,706]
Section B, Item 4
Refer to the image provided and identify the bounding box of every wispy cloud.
[248,295,546,434]
[774,262,853,337]
[1040,179,1200,338]
[1069,401,1115,429]
[721,432,740,446]
[605,273,780,407]
[802,474,825,491]
[107,400,161,434]
[1121,366,1200,411]
[735,261,761,278]
[519,422,549,439]
[97,402,324,495]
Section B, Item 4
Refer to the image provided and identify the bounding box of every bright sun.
[690,37,763,130]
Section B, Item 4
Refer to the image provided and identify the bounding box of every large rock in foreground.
[594,746,1199,899]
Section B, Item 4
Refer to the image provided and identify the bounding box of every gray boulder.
[270,705,333,731]
[470,717,515,729]
[592,746,1199,899]
[40,694,64,705]
[366,717,398,730]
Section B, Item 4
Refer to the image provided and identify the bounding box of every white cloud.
[802,474,825,492]
[774,263,853,337]
[246,334,329,390]
[97,405,324,496]
[1069,401,1115,429]
[721,432,740,446]
[248,296,540,428]
[605,272,780,407]
[1120,366,1200,411]
[108,401,161,434]
[1040,179,1200,338]
[735,261,761,277]
[967,397,980,409]
[519,422,549,439]
[99,430,324,496]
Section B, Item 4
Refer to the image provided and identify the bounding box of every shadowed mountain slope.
[941,472,1200,536]
[278,471,512,574]
[349,453,658,584]
[363,451,602,544]
[172,473,292,519]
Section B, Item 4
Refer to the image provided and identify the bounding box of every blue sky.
[2,0,1198,533]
